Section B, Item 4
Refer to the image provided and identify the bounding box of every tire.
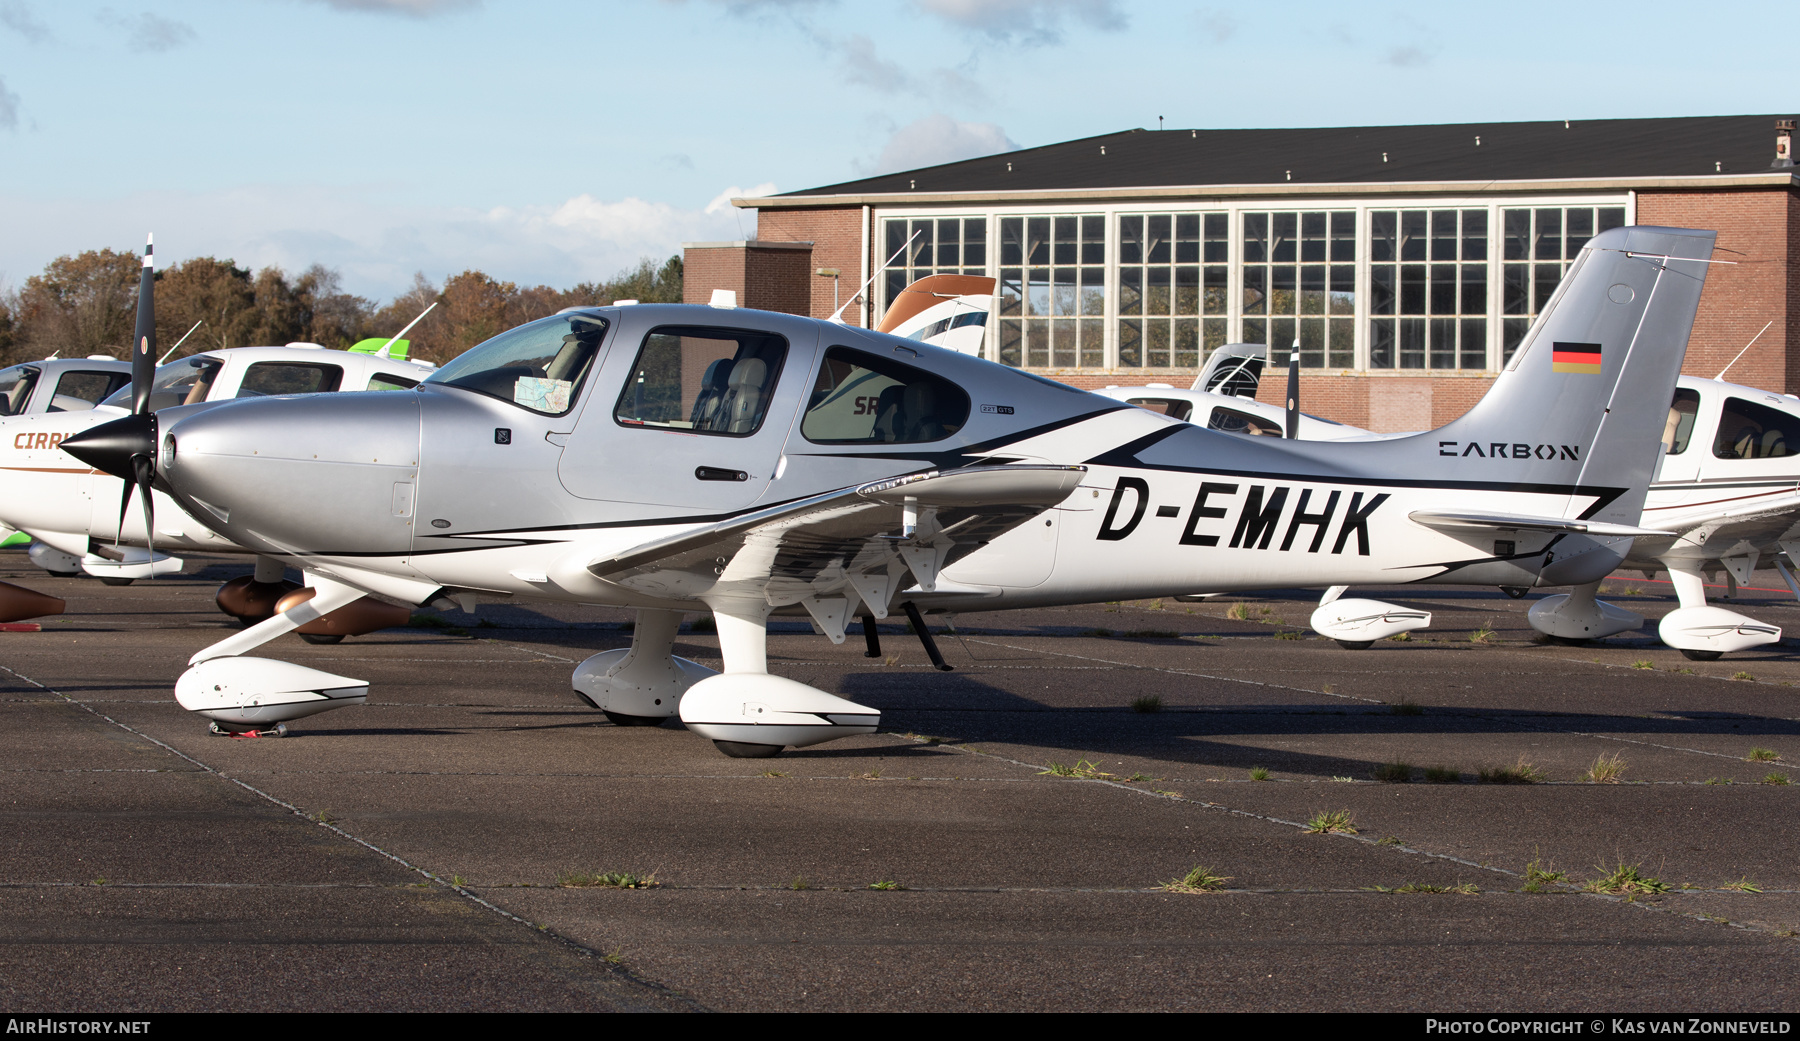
[1335,639,1373,650]
[44,570,79,578]
[1547,635,1589,646]
[1680,648,1723,661]
[298,633,344,645]
[602,711,668,727]
[99,577,134,587]
[713,740,783,759]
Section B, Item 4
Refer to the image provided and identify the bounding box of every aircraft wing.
[1638,492,1800,551]
[1409,510,1675,539]
[589,464,1085,637]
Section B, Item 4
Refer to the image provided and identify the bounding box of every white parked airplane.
[0,328,435,632]
[65,226,1715,751]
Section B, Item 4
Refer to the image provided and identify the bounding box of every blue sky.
[1,0,1793,299]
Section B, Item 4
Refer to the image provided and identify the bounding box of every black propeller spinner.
[60,234,161,556]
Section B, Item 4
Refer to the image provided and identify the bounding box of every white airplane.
[877,272,996,355]
[64,226,1715,751]
[1098,348,1800,660]
[0,315,435,631]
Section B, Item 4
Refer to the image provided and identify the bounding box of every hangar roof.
[751,115,1797,205]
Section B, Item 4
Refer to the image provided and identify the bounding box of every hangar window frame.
[872,192,1633,376]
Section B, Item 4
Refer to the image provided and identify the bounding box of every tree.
[12,249,141,362]
[156,257,257,355]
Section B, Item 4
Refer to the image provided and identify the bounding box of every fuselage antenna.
[829,230,921,325]
[1715,320,1774,382]
[377,301,439,358]
[157,320,205,364]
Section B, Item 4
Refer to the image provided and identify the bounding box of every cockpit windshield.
[98,356,225,411]
[425,312,610,416]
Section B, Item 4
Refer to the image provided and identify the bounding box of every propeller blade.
[131,234,156,416]
[134,455,156,561]
[1284,342,1300,440]
[115,468,135,546]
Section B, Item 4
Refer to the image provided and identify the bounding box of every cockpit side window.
[425,312,610,416]
[49,370,130,412]
[614,326,788,437]
[1665,388,1700,455]
[367,372,420,392]
[801,346,971,444]
[1126,397,1194,422]
[0,366,41,417]
[236,362,344,398]
[1714,396,1800,460]
[1208,406,1282,437]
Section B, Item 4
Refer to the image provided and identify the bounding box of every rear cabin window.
[1126,397,1194,422]
[1665,388,1700,455]
[615,326,787,436]
[0,366,40,416]
[235,362,343,398]
[49,370,129,411]
[367,372,420,392]
[1714,396,1800,459]
[801,346,971,444]
[1208,406,1283,437]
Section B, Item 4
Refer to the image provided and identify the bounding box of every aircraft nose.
[159,393,422,556]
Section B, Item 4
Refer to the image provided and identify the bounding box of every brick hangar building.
[683,115,1800,432]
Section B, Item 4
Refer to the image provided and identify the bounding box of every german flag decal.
[1551,341,1602,374]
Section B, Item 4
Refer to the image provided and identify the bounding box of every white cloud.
[704,182,777,214]
[298,0,479,15]
[98,10,196,52]
[0,76,17,131]
[913,0,1124,43]
[866,114,1016,175]
[0,1,49,43]
[0,184,761,300]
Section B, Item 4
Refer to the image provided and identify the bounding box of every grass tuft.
[1470,625,1497,645]
[1273,630,1302,640]
[1374,882,1479,895]
[1162,865,1232,893]
[1478,756,1545,785]
[1040,758,1113,780]
[1389,699,1424,716]
[1388,631,1413,642]
[1581,751,1628,784]
[1582,862,1669,895]
[1303,809,1357,835]
[1423,765,1460,783]
[1130,695,1163,714]
[1632,660,1654,670]
[1248,766,1270,781]
[1377,835,1404,847]
[1522,855,1569,893]
[760,769,789,778]
[558,870,657,889]
[788,875,810,891]
[1747,747,1781,763]
[1732,671,1755,682]
[868,880,905,891]
[1372,761,1413,783]
[1721,877,1763,893]
[1762,772,1790,786]
[1227,603,1249,620]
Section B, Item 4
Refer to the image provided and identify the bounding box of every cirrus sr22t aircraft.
[65,225,1715,756]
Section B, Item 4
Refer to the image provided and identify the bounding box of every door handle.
[695,466,749,482]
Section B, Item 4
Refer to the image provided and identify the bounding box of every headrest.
[728,357,766,388]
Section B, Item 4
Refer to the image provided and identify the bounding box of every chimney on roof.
[1774,119,1795,169]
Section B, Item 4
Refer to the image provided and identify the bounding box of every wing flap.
[1409,509,1674,539]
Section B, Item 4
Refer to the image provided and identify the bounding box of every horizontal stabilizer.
[1409,510,1673,539]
